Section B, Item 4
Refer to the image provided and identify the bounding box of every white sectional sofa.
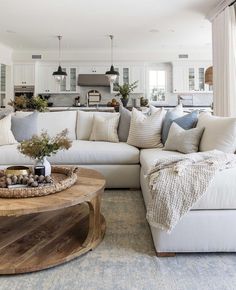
[140,149,236,255]
[0,111,140,189]
[1,110,236,255]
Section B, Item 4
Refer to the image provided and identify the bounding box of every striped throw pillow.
[89,114,120,143]
[127,107,165,148]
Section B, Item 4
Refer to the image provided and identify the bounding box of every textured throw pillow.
[11,112,38,142]
[118,106,131,142]
[89,114,120,143]
[77,111,120,140]
[127,107,165,148]
[0,114,17,146]
[161,104,183,144]
[197,112,236,153]
[164,123,204,154]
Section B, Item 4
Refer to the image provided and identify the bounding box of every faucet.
[177,95,183,105]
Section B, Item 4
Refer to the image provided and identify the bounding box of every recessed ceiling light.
[149,29,159,33]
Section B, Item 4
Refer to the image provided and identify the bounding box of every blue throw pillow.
[11,112,38,142]
[162,109,199,144]
[173,110,199,131]
[161,106,183,144]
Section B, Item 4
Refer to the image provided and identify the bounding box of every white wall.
[12,48,212,63]
[0,43,12,65]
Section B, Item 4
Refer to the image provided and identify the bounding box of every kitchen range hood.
[78,74,110,87]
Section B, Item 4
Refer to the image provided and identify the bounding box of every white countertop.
[48,106,115,112]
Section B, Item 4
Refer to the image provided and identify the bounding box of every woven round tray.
[0,166,78,199]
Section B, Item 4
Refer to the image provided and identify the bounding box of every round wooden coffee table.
[0,167,106,274]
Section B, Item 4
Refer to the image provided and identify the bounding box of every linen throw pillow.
[89,114,120,143]
[164,123,204,154]
[161,104,183,144]
[127,107,165,148]
[0,114,17,146]
[77,111,120,140]
[197,112,236,153]
[118,106,131,142]
[11,112,38,142]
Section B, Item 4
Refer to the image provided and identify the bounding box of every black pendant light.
[105,35,119,83]
[53,35,67,82]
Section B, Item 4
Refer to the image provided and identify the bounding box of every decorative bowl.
[5,166,31,176]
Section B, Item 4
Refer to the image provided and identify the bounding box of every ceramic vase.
[121,98,129,107]
[34,157,51,176]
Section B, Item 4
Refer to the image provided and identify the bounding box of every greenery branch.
[18,129,72,161]
[114,81,138,99]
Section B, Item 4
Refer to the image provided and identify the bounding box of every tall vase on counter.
[114,81,139,108]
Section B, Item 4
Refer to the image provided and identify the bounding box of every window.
[149,70,166,101]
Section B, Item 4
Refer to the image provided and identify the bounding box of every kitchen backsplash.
[48,86,142,107]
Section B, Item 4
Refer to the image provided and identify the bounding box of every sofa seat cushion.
[0,141,140,166]
[140,148,236,210]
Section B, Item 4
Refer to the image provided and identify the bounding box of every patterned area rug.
[0,190,236,290]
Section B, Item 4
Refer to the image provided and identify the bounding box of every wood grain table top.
[0,167,106,217]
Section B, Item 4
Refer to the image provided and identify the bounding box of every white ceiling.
[0,0,220,53]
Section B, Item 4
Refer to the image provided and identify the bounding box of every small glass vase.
[34,157,51,176]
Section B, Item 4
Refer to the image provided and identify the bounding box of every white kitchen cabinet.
[14,64,35,86]
[59,67,79,93]
[110,66,131,93]
[172,62,212,93]
[37,65,58,94]
[111,66,145,94]
[130,66,145,93]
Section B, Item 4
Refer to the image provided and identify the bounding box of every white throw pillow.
[0,114,17,146]
[197,112,236,153]
[127,107,165,148]
[89,114,120,143]
[164,123,204,154]
[77,111,120,140]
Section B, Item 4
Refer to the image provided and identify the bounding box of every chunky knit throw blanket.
[146,150,236,233]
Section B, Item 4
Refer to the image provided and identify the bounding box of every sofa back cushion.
[76,111,120,140]
[197,112,236,153]
[38,111,77,139]
[15,111,77,140]
[127,107,165,148]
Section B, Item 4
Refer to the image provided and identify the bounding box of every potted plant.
[9,96,48,112]
[18,129,72,176]
[114,81,138,107]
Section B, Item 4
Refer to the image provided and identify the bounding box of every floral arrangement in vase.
[114,81,138,107]
[18,129,72,176]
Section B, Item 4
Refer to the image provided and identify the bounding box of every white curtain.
[212,5,236,117]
